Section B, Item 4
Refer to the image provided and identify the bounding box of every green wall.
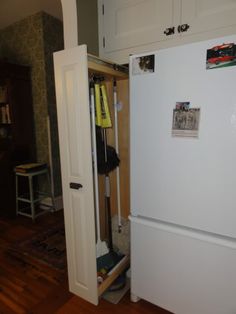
[0,2,100,197]
[42,12,63,196]
[0,11,63,196]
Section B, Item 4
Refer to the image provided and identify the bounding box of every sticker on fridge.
[172,108,200,138]
[132,54,155,75]
[206,42,236,70]
[175,101,190,110]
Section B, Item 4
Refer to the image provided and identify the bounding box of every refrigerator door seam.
[130,215,236,249]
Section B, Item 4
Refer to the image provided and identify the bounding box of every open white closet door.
[54,45,98,305]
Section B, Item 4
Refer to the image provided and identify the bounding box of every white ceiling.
[0,0,63,29]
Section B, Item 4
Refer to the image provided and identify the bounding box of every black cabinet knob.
[70,182,83,190]
[164,27,175,36]
[178,24,190,33]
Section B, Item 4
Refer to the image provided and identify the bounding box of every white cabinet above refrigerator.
[98,0,236,64]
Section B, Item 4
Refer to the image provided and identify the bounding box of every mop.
[90,81,109,258]
[95,82,125,272]
[97,83,114,252]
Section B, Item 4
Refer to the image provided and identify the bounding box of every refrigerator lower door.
[130,216,236,314]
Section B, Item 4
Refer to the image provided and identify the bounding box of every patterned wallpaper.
[0,11,63,196]
[42,13,64,196]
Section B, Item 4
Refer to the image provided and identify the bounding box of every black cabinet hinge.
[102,4,104,15]
[103,36,105,48]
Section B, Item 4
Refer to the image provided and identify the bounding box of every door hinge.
[102,4,104,15]
[103,36,105,48]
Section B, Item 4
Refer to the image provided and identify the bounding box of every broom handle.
[103,128,114,251]
[90,84,101,241]
[105,174,113,251]
[113,81,122,232]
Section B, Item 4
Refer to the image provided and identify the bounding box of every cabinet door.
[54,46,98,305]
[100,0,180,53]
[181,0,236,36]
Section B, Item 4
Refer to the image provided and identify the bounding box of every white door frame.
[60,0,78,49]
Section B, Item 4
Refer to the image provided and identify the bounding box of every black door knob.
[70,182,83,190]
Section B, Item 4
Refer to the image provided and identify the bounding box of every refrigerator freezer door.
[130,216,236,314]
[130,35,236,238]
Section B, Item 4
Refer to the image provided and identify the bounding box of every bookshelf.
[0,61,35,218]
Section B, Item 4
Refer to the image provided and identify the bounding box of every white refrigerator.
[130,35,236,314]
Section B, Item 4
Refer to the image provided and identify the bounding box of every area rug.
[9,224,67,271]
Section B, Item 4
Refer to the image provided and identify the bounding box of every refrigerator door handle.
[164,27,175,36]
[178,24,190,33]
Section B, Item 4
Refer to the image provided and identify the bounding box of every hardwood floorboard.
[29,284,72,314]
[0,300,17,314]
[0,212,71,314]
[0,211,171,314]
[56,293,172,314]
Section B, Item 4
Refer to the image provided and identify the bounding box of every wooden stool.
[15,165,54,221]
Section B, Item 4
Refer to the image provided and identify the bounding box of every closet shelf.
[88,54,128,80]
[98,255,130,296]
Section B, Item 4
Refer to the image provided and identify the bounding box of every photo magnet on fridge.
[172,108,200,138]
[176,102,190,110]
[206,42,236,70]
[132,54,155,75]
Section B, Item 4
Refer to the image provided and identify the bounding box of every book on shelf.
[15,163,47,173]
[0,86,7,103]
[5,104,11,123]
[1,106,6,123]
[0,104,11,124]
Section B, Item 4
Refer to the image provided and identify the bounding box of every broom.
[90,82,109,258]
[113,80,122,233]
[95,82,125,271]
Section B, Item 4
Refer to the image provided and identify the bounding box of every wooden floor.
[57,294,171,314]
[0,211,172,314]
